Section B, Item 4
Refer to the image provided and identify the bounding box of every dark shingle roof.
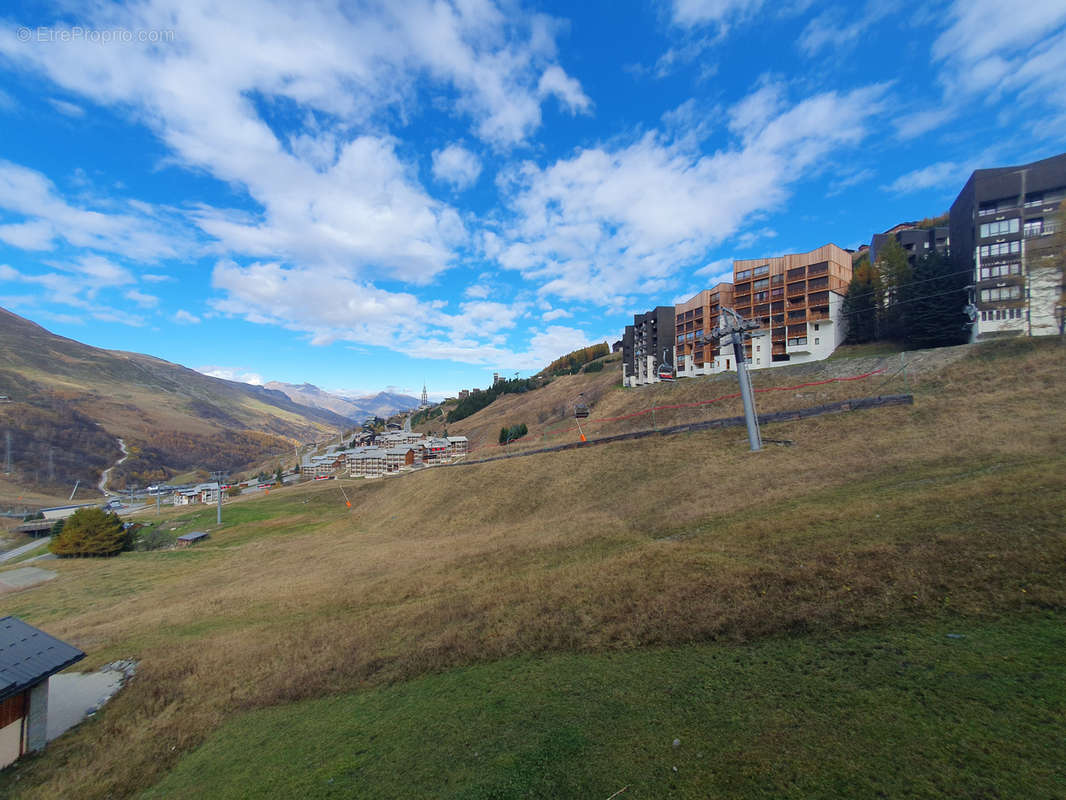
[176,531,209,542]
[0,616,85,701]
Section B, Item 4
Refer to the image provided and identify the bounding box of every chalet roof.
[0,616,85,702]
[446,436,468,443]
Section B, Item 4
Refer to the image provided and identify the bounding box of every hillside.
[0,307,348,498]
[264,382,419,422]
[1,337,1063,799]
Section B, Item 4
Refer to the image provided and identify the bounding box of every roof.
[0,616,85,701]
[176,531,209,542]
[446,436,468,443]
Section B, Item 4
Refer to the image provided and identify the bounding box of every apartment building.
[731,244,852,367]
[870,225,949,266]
[949,152,1065,339]
[674,283,734,378]
[622,306,675,386]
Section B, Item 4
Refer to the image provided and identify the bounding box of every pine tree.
[842,254,880,344]
[875,237,912,341]
[900,250,971,349]
[49,507,128,557]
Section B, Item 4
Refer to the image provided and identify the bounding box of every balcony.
[787,309,807,321]
[786,336,810,353]
[786,267,806,281]
[808,276,829,290]
[807,261,829,276]
[787,282,806,297]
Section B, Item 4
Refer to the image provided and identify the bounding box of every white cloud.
[0,160,188,261]
[124,289,159,308]
[497,82,889,306]
[886,160,970,194]
[432,144,483,190]
[173,309,201,324]
[542,307,571,321]
[196,365,264,385]
[670,0,765,28]
[537,65,592,114]
[0,219,55,250]
[142,273,175,283]
[47,98,84,117]
[694,257,733,278]
[920,0,1066,136]
[797,2,897,58]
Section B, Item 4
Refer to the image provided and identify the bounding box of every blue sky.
[1,0,1064,400]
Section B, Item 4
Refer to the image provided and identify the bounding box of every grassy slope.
[146,615,1065,799]
[0,339,1063,798]
[431,347,965,455]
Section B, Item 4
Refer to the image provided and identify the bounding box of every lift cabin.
[657,362,676,382]
[574,402,590,419]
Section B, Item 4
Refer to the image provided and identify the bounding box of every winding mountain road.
[98,438,128,497]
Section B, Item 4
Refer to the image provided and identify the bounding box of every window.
[736,269,751,280]
[979,240,1021,258]
[1024,193,1043,207]
[753,265,770,276]
[980,285,1022,302]
[753,291,768,301]
[980,261,1021,280]
[1023,218,1044,237]
[978,197,1019,216]
[755,345,761,352]
[787,337,807,346]
[753,278,769,289]
[979,218,1019,237]
[814,337,820,345]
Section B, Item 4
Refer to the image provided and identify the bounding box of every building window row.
[981,308,1024,321]
[978,197,1019,216]
[980,285,1022,302]
[752,264,770,276]
[978,240,1021,258]
[979,218,1018,237]
[980,261,1021,280]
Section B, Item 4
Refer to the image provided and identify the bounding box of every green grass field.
[145,613,1065,799]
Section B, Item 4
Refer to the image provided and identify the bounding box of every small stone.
[672,739,681,749]
[672,766,678,773]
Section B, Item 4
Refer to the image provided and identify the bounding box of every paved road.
[0,536,51,564]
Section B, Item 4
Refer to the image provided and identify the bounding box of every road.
[0,536,50,564]
[98,437,129,496]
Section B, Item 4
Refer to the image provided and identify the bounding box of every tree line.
[842,239,971,349]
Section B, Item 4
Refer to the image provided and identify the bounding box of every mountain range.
[0,307,353,496]
[263,382,419,422]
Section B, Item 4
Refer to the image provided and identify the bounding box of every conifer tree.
[842,254,880,344]
[900,250,971,349]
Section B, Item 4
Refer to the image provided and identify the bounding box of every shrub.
[49,507,129,557]
[583,360,605,373]
[499,423,529,445]
[134,527,176,551]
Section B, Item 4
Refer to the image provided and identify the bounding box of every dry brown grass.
[2,339,1064,799]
